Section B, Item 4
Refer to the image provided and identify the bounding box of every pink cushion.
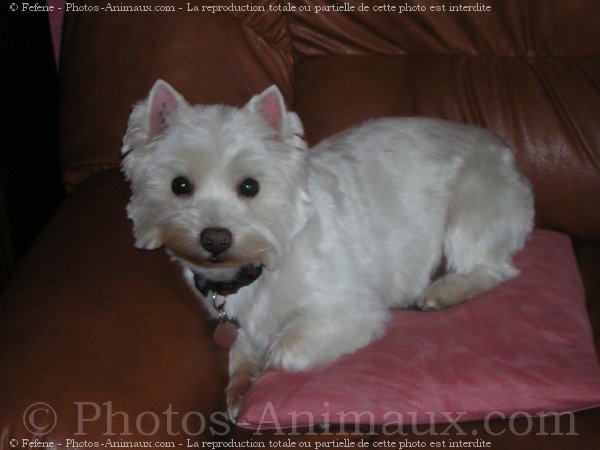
[237,229,600,430]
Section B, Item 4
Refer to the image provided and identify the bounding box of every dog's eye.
[171,176,193,196]
[238,178,260,198]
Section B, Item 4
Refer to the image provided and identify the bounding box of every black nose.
[200,228,232,255]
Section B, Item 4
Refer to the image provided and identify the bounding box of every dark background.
[2,8,65,289]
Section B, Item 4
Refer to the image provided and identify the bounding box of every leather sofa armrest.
[0,170,230,445]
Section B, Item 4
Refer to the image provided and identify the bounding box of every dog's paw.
[418,284,454,311]
[226,373,254,423]
[418,273,470,311]
[417,292,449,311]
[268,327,320,372]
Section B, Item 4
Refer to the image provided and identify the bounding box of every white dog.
[122,80,534,419]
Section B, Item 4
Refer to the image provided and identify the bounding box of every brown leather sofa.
[2,1,599,448]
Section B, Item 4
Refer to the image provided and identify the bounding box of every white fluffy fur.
[122,80,534,420]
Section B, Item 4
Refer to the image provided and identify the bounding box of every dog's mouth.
[165,243,244,269]
[192,264,264,297]
[201,252,264,269]
[207,254,227,264]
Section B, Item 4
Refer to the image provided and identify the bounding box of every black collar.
[193,264,263,297]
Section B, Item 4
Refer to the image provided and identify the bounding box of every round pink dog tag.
[213,321,238,347]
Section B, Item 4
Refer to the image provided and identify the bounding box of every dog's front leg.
[267,308,386,372]
[226,342,261,422]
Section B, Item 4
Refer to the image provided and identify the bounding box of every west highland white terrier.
[122,80,534,419]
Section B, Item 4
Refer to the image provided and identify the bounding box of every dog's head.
[122,80,309,274]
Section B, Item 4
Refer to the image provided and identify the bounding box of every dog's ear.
[247,85,289,135]
[247,85,305,145]
[122,80,187,159]
[147,79,186,139]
